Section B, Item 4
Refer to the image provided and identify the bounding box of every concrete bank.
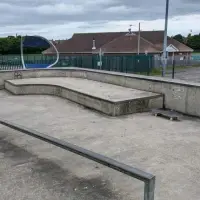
[0,67,200,117]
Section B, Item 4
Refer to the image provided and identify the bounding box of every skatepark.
[0,67,200,200]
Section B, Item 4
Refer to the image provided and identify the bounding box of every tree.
[0,35,47,55]
[172,32,200,51]
[173,34,185,44]
[186,34,200,51]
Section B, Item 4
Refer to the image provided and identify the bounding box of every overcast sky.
[0,0,200,39]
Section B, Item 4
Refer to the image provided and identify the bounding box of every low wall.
[5,80,163,116]
[0,67,200,117]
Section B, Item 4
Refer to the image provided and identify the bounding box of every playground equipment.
[20,35,59,69]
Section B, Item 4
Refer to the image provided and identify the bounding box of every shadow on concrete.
[0,135,121,200]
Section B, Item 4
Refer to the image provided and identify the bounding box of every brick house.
[43,31,193,57]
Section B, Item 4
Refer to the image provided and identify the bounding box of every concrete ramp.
[5,77,163,116]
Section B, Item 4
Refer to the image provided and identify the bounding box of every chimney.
[92,38,96,50]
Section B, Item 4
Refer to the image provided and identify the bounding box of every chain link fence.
[154,54,200,68]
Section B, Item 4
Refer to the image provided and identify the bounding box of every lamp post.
[138,22,141,55]
[162,0,169,77]
[129,23,141,55]
[127,23,141,55]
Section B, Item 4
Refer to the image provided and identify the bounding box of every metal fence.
[0,54,54,70]
[57,55,154,74]
[154,54,200,68]
[0,54,154,74]
[0,119,155,200]
[1,54,200,72]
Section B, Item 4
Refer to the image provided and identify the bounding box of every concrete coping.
[1,67,200,88]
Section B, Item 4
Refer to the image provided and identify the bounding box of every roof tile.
[43,31,193,54]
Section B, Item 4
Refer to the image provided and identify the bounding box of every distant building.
[43,31,193,56]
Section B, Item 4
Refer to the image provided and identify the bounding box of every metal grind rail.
[0,119,155,200]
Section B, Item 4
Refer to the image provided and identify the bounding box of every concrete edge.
[116,94,163,104]
[5,80,115,104]
[4,81,115,116]
[5,80,163,104]
[1,67,200,88]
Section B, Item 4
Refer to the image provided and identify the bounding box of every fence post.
[144,177,155,200]
[147,56,150,76]
[172,59,175,79]
[120,56,123,72]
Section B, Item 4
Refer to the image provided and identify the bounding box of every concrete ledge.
[0,67,200,117]
[66,68,200,117]
[5,78,163,116]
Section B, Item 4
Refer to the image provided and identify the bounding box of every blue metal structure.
[21,35,59,69]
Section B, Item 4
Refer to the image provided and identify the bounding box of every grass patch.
[192,52,200,55]
[135,68,161,76]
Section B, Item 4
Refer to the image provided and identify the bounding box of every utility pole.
[162,0,169,77]
[99,48,103,70]
[138,22,141,55]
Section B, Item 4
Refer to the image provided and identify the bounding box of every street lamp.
[162,0,169,77]
[138,22,141,55]
[128,23,141,55]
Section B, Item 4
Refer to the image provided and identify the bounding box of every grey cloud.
[182,0,200,3]
[0,0,199,27]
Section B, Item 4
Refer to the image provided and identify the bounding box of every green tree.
[186,34,200,51]
[0,35,47,55]
[173,34,185,44]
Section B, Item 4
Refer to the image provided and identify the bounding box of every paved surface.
[0,91,200,200]
[166,67,200,83]
[8,77,161,101]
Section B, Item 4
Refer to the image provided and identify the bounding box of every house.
[43,31,193,57]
